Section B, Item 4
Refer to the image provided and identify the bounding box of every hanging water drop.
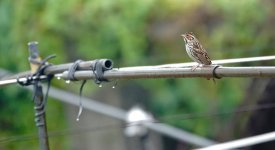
[112,81,117,89]
[65,80,71,84]
[99,84,102,87]
[76,118,79,122]
[57,76,61,80]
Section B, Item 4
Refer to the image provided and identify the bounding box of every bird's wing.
[192,42,212,64]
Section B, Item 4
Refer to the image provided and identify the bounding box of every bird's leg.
[191,64,200,71]
[196,64,213,80]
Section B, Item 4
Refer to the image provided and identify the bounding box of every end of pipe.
[99,59,113,70]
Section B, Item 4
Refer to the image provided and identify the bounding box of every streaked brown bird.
[181,32,212,71]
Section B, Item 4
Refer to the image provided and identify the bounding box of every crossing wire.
[1,102,275,145]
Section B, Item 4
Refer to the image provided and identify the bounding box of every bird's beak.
[181,34,186,38]
[181,34,187,42]
[181,34,187,40]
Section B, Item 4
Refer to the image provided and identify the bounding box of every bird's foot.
[191,65,199,71]
[191,64,206,71]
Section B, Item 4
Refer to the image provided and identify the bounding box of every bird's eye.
[187,35,194,40]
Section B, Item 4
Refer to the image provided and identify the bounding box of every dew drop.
[112,81,117,89]
[99,84,102,87]
[57,76,61,80]
[76,118,79,122]
[65,80,71,84]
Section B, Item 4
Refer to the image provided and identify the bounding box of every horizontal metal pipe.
[0,59,113,85]
[2,55,275,84]
[61,66,275,80]
[2,66,275,86]
[44,59,113,74]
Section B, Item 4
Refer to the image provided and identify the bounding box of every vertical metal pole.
[140,136,147,150]
[33,84,50,150]
[28,42,50,150]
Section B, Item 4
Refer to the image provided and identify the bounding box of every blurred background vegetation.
[0,0,275,149]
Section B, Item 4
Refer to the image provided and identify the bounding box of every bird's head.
[181,32,195,43]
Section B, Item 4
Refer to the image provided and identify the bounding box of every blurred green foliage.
[0,0,275,149]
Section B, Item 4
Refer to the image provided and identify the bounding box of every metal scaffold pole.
[28,42,50,150]
[1,55,275,87]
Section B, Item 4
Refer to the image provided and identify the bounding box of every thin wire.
[1,102,275,145]
[76,80,87,121]
[0,123,121,144]
[156,102,275,123]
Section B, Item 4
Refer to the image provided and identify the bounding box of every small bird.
[181,32,212,71]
